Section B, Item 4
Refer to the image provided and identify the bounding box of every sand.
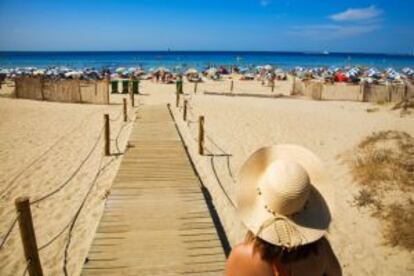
[0,94,135,275]
[1,78,413,276]
[168,79,414,275]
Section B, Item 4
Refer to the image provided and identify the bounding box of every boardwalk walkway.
[82,105,226,276]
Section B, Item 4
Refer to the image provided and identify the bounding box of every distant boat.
[323,50,330,55]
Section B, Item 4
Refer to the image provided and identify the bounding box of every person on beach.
[225,145,341,276]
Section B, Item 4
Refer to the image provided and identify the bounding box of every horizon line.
[0,49,413,57]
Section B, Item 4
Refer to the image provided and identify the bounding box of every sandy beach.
[0,93,135,275]
[168,79,414,275]
[1,78,413,275]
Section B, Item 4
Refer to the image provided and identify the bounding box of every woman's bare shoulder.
[225,243,273,276]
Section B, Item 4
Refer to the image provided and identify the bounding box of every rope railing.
[1,99,139,276]
[109,110,123,122]
[37,219,72,252]
[173,97,238,209]
[30,126,105,206]
[62,147,107,276]
[0,213,19,250]
[22,259,31,276]
[0,110,101,199]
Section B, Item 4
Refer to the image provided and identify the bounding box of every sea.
[0,51,413,71]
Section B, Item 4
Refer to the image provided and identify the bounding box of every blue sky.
[0,0,413,53]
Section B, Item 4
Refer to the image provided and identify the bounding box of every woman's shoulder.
[225,242,274,276]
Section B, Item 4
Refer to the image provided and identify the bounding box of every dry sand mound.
[342,131,414,251]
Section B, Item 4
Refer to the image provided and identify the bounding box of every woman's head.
[237,145,333,249]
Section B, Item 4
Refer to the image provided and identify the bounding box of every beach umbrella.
[33,69,45,76]
[116,67,126,74]
[185,68,198,75]
[0,69,10,75]
[206,67,218,76]
[64,71,82,79]
[155,67,169,73]
[264,65,273,71]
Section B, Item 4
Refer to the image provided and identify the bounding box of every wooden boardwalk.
[82,105,226,276]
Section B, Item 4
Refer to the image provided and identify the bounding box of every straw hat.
[237,145,332,248]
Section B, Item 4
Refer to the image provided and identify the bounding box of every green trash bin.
[176,79,183,94]
[132,80,140,94]
[122,80,129,94]
[111,80,119,94]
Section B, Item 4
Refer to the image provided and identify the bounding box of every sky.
[0,0,413,53]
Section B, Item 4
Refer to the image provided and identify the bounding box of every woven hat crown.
[259,160,311,216]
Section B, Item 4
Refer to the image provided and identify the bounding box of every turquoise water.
[0,51,413,70]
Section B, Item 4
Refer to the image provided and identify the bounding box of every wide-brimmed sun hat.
[237,145,332,248]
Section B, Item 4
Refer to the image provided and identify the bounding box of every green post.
[176,78,183,94]
[132,80,140,94]
[122,80,129,94]
[111,80,118,94]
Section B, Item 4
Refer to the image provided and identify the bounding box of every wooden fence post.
[104,114,110,156]
[176,92,180,108]
[194,82,198,94]
[271,80,275,93]
[15,78,19,99]
[198,116,205,155]
[404,81,408,100]
[230,80,234,92]
[360,82,367,102]
[183,100,188,121]
[123,98,128,122]
[129,89,135,107]
[40,77,45,101]
[15,197,44,276]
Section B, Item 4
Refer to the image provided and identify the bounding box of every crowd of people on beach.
[1,65,413,86]
[292,66,414,85]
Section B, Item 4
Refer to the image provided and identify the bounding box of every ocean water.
[0,51,413,71]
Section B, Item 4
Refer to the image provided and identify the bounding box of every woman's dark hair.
[245,231,322,264]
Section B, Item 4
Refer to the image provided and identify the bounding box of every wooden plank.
[82,105,226,276]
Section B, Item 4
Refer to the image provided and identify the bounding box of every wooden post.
[15,79,19,98]
[104,114,110,156]
[271,80,275,93]
[194,82,198,94]
[198,116,205,155]
[176,92,180,108]
[230,80,234,92]
[129,89,135,107]
[123,98,128,122]
[404,81,408,100]
[15,197,44,276]
[183,100,188,121]
[360,82,367,102]
[291,76,296,95]
[40,77,45,101]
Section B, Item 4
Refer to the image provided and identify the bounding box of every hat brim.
[237,145,333,248]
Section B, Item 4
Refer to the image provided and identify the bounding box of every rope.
[174,100,237,208]
[31,126,105,205]
[210,156,237,208]
[114,121,132,154]
[206,134,228,155]
[62,150,106,276]
[37,219,72,252]
[22,259,31,276]
[226,155,237,184]
[0,213,19,250]
[0,110,99,199]
[109,111,122,122]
